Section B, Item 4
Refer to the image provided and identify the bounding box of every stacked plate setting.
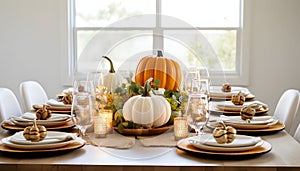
[1,131,84,151]
[211,100,269,115]
[188,134,263,152]
[210,86,252,100]
[220,115,278,129]
[33,99,72,113]
[8,112,72,127]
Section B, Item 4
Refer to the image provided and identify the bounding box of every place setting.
[210,100,269,115]
[176,122,272,157]
[0,119,85,153]
[33,98,72,114]
[1,105,74,131]
[210,83,255,101]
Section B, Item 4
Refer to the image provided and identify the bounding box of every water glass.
[186,93,209,136]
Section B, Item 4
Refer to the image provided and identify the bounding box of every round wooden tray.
[113,125,173,136]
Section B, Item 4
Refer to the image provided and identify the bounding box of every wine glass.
[71,93,95,137]
[186,93,209,136]
[200,79,210,99]
[73,80,96,97]
[93,72,108,110]
[184,67,201,95]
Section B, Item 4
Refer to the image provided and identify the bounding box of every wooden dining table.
[1,85,299,171]
[0,126,299,171]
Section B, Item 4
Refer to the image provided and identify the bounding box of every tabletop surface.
[0,127,300,171]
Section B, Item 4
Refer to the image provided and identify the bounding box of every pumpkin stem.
[156,49,163,57]
[102,56,115,73]
[142,77,153,97]
[218,121,227,129]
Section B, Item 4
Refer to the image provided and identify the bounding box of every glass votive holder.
[174,116,188,140]
[100,109,113,132]
[94,115,107,138]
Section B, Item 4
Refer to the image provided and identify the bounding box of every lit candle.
[174,116,188,140]
[94,115,107,138]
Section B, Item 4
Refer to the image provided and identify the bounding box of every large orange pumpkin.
[134,50,182,90]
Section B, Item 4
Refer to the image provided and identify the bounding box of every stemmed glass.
[72,94,94,137]
[184,67,201,95]
[92,72,108,109]
[71,80,96,137]
[185,93,209,136]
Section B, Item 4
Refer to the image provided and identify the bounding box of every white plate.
[20,112,70,121]
[214,100,268,112]
[210,86,250,95]
[221,115,276,125]
[2,135,77,150]
[9,131,77,145]
[189,134,263,152]
[47,99,72,107]
[10,118,71,127]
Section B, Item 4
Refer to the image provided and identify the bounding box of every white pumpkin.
[102,56,126,92]
[123,78,171,127]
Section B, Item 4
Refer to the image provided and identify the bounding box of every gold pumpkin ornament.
[213,122,236,144]
[134,50,182,91]
[231,91,246,105]
[23,119,47,142]
[36,104,52,120]
[221,83,231,92]
[240,104,256,120]
[62,92,72,105]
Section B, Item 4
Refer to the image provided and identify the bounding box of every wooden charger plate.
[113,125,173,136]
[0,140,85,153]
[235,122,285,135]
[176,138,272,157]
[1,120,75,132]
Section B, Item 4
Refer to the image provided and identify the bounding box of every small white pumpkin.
[123,78,171,128]
[102,56,126,92]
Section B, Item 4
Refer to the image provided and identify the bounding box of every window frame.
[61,0,250,86]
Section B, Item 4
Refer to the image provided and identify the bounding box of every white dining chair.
[274,89,300,134]
[0,88,23,122]
[19,81,49,111]
[294,124,300,143]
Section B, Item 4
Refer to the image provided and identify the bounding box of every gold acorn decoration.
[231,91,246,105]
[36,104,52,120]
[23,119,47,142]
[240,104,256,120]
[213,122,236,144]
[62,92,73,105]
[221,83,231,92]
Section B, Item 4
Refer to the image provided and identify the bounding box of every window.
[66,0,249,86]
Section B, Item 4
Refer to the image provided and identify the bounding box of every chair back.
[274,89,300,133]
[0,88,23,122]
[294,124,300,143]
[19,81,48,111]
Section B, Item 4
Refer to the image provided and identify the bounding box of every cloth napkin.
[19,112,70,122]
[47,99,72,107]
[220,115,275,125]
[87,133,135,149]
[9,131,76,145]
[190,134,262,147]
[215,100,267,111]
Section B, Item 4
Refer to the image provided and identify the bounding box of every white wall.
[0,0,64,100]
[0,0,299,132]
[248,0,300,134]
